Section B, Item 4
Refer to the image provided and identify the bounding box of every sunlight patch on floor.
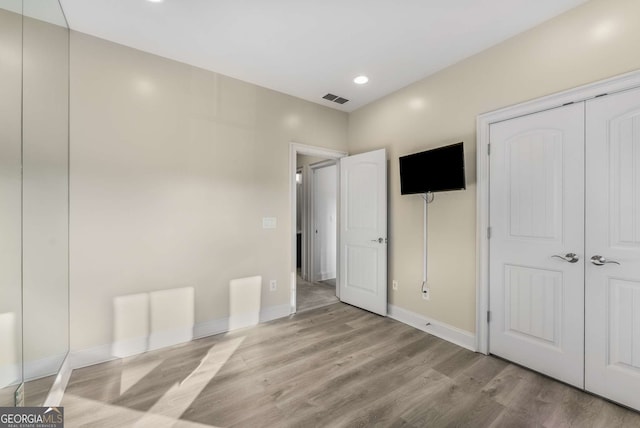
[135,336,245,424]
[119,359,163,396]
[66,336,245,427]
[64,394,218,428]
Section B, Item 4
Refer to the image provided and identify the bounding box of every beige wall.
[348,0,640,333]
[69,32,348,351]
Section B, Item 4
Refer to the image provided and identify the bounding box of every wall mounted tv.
[399,142,466,195]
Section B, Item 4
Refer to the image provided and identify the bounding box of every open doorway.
[296,155,339,312]
[290,143,388,316]
[289,143,347,314]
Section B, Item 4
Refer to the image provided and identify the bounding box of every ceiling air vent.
[322,93,349,104]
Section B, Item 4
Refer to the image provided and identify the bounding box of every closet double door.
[489,87,640,411]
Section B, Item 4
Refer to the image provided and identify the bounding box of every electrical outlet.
[422,287,431,300]
[269,280,277,291]
[392,280,398,290]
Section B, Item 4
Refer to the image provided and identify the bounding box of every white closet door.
[489,103,585,388]
[585,87,640,410]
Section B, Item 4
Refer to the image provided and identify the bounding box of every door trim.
[476,69,640,354]
[290,143,347,314]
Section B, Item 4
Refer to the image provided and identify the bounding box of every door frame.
[290,143,347,314]
[309,159,338,283]
[476,69,640,354]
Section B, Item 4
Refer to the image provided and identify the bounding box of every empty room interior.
[2,0,640,426]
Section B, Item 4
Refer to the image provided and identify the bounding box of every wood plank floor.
[24,374,56,406]
[0,375,56,407]
[0,385,16,407]
[296,276,339,312]
[62,303,640,427]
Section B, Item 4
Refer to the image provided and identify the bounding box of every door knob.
[552,253,579,263]
[371,237,387,243]
[590,255,620,266]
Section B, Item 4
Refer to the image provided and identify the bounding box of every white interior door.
[339,149,387,316]
[489,103,585,388]
[312,163,337,282]
[585,87,640,410]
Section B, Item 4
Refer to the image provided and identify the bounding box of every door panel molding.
[488,103,585,388]
[585,87,640,411]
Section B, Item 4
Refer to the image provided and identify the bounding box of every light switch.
[262,217,277,229]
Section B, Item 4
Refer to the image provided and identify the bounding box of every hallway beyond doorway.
[296,275,338,312]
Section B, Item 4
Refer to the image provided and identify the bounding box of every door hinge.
[487,227,492,239]
[487,143,491,155]
[487,311,491,323]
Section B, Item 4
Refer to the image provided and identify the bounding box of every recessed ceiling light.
[353,75,369,85]
[147,0,163,3]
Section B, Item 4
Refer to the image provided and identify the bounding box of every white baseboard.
[23,352,68,381]
[388,304,476,352]
[260,304,291,323]
[0,363,20,389]
[70,303,291,370]
[192,316,230,340]
[110,325,199,359]
[69,343,117,370]
[316,272,336,282]
[149,327,193,352]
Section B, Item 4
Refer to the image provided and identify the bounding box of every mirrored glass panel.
[0,0,24,407]
[22,0,69,406]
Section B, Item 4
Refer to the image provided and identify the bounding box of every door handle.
[371,237,387,244]
[552,253,579,263]
[590,255,620,266]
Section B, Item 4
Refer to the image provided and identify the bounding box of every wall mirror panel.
[0,0,24,408]
[0,0,69,407]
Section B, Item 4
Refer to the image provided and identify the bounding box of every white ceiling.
[58,0,589,112]
[0,0,67,26]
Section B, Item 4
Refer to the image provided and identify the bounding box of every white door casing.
[489,103,585,388]
[585,87,640,410]
[339,149,387,316]
[289,143,348,313]
[312,163,337,282]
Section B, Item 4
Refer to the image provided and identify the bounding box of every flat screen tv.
[399,142,466,195]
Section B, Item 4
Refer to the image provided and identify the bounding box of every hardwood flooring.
[24,374,56,406]
[296,275,339,312]
[0,385,16,407]
[61,303,640,427]
[0,375,55,407]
